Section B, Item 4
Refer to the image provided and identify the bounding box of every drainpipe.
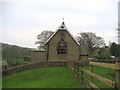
[47,44,49,61]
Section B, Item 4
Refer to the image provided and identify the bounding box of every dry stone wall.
[2,61,67,77]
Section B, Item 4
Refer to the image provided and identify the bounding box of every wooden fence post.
[89,65,93,89]
[74,62,77,77]
[116,60,120,89]
[77,62,79,77]
[90,65,93,82]
[81,66,84,85]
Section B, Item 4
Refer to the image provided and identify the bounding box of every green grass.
[3,58,24,65]
[83,66,115,88]
[3,65,115,88]
[2,66,84,88]
[0,78,2,89]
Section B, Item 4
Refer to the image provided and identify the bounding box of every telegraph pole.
[116,1,120,89]
[118,1,120,46]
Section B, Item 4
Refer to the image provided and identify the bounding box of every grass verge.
[2,66,84,88]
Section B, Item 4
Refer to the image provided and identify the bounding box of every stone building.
[31,22,88,62]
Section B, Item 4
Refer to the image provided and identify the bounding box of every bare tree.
[76,32,106,52]
[35,30,54,49]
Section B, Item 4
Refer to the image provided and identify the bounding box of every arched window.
[57,39,67,54]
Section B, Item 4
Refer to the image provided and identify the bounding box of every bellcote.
[57,22,68,30]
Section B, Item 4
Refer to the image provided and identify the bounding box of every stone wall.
[2,61,67,77]
[80,55,89,65]
[45,30,80,61]
[31,51,47,62]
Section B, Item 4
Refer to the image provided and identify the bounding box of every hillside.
[1,43,31,66]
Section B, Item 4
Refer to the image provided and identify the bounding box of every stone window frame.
[57,38,67,54]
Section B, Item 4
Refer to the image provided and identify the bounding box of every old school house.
[31,22,88,63]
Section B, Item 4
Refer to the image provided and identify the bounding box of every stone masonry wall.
[45,30,80,61]
[2,61,67,77]
[31,51,47,62]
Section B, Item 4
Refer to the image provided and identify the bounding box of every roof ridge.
[45,22,80,45]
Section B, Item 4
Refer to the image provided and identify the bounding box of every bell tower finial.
[57,18,67,30]
[62,18,65,25]
[62,18,64,21]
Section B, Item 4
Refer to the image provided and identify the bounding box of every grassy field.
[2,66,84,88]
[2,65,116,88]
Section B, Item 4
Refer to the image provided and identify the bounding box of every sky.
[1,0,120,48]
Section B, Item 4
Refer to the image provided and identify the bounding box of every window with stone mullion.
[57,39,67,54]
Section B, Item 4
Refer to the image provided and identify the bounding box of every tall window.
[57,39,67,54]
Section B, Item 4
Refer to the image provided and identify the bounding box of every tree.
[76,32,106,52]
[35,30,54,49]
[97,46,111,59]
[110,42,120,57]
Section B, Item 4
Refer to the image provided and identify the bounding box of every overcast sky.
[1,0,120,48]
